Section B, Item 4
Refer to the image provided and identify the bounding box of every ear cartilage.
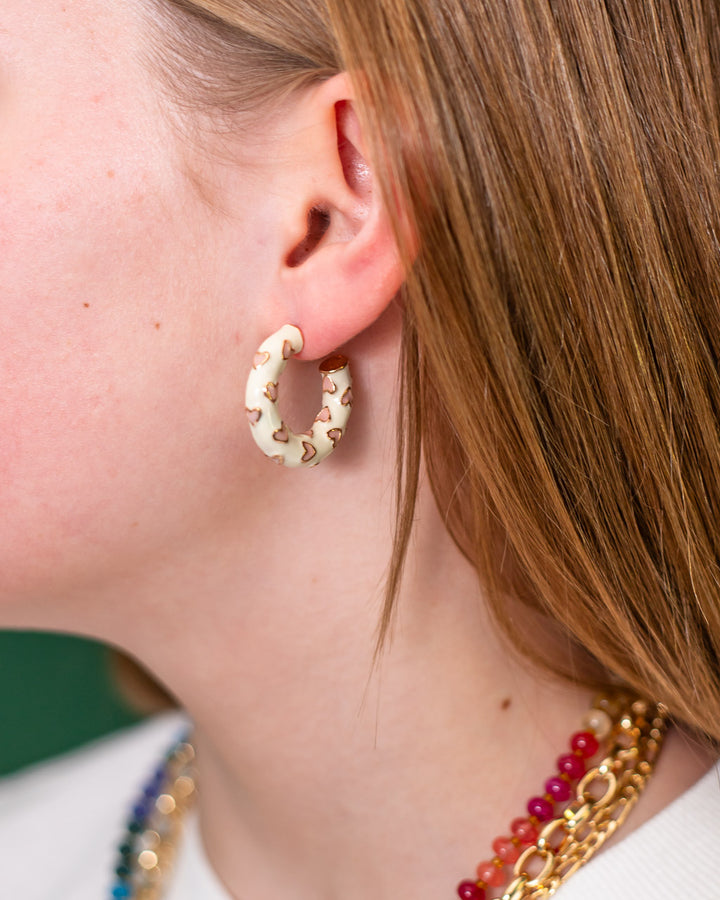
[245,324,352,467]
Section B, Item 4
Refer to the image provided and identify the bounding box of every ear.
[270,74,407,360]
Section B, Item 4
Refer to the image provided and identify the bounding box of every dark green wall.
[0,632,142,776]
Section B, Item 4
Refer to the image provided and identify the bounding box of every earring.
[245,324,353,467]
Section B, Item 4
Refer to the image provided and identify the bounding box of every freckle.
[130,521,139,528]
[83,302,90,308]
[501,697,512,711]
[154,322,161,330]
[107,169,115,179]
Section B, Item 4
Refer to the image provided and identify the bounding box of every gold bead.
[173,775,196,799]
[177,742,195,764]
[138,850,159,871]
[592,694,621,718]
[156,793,176,815]
[139,830,161,851]
[581,708,612,739]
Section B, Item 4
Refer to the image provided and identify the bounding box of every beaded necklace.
[110,732,196,899]
[109,691,667,900]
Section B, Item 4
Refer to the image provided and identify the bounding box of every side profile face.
[0,0,278,615]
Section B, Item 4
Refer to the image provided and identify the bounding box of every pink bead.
[457,881,486,900]
[557,753,586,780]
[492,836,520,864]
[476,861,505,887]
[570,731,600,758]
[511,817,538,843]
[527,796,554,821]
[545,775,572,802]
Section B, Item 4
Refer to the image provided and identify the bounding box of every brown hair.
[146,0,720,743]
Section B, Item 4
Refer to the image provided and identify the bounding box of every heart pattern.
[301,442,317,462]
[245,324,352,467]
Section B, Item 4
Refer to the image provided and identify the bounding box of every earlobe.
[275,76,408,361]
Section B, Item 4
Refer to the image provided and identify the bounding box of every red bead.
[527,796,554,821]
[511,817,538,843]
[557,753,586,780]
[492,836,520,864]
[570,731,600,758]
[545,775,572,802]
[476,861,505,887]
[457,881,486,900]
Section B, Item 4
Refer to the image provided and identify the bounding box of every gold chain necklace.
[110,691,668,900]
[496,695,667,899]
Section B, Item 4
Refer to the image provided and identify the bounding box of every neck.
[141,485,597,899]
[134,486,710,899]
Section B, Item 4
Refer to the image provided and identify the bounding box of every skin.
[0,1,715,898]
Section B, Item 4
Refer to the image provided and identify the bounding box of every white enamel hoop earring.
[245,325,353,467]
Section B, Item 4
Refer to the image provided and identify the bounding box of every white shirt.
[0,714,717,899]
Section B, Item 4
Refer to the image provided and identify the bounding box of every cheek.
[0,115,239,604]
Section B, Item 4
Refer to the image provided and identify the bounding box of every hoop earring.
[245,325,353,467]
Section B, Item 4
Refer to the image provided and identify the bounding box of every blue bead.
[111,883,131,898]
[146,773,164,794]
[133,801,150,820]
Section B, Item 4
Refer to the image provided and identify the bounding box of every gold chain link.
[500,699,668,899]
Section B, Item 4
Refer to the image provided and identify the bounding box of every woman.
[0,0,718,897]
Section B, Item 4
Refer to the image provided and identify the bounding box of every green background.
[0,631,142,776]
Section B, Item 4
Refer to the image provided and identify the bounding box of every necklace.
[109,691,668,900]
[110,731,196,899]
